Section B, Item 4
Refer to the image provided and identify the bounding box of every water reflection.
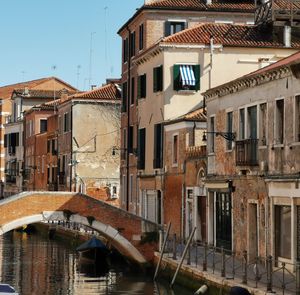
[0,231,191,295]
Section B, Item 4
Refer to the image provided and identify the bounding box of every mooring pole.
[153,222,171,281]
[170,227,196,288]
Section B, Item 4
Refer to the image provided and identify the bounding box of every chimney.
[24,87,29,96]
[60,88,69,102]
[91,85,97,90]
[283,25,291,47]
[144,0,161,4]
[206,0,212,4]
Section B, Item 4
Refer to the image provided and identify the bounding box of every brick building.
[164,109,207,239]
[204,51,300,263]
[3,78,77,196]
[118,0,256,215]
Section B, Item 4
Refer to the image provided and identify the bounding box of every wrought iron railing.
[235,139,258,166]
[162,235,300,294]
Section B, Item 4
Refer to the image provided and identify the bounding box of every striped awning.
[179,65,196,86]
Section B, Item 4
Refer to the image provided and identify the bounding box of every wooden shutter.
[153,124,163,168]
[137,76,141,99]
[4,134,7,148]
[173,65,180,91]
[158,65,163,91]
[142,74,147,98]
[138,128,146,169]
[153,67,157,93]
[165,21,171,37]
[15,132,19,147]
[194,64,201,91]
[122,82,127,112]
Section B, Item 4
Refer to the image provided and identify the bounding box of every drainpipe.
[125,26,131,212]
[69,102,74,192]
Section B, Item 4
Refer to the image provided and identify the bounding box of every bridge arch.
[0,192,160,265]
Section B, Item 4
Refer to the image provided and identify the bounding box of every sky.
[0,0,144,90]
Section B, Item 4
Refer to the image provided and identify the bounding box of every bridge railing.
[162,235,300,294]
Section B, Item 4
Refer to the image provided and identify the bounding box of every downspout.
[69,102,74,192]
[126,25,131,211]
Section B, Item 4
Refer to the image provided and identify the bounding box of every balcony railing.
[235,139,259,166]
[185,146,206,159]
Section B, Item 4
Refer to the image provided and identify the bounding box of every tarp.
[0,284,16,293]
[179,65,196,86]
[76,236,108,252]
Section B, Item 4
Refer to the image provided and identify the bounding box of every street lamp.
[202,131,236,142]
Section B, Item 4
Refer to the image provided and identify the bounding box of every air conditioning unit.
[259,160,268,174]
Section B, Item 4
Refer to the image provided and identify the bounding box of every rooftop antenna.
[76,65,81,89]
[88,32,96,90]
[52,65,57,112]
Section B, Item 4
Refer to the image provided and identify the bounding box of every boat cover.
[0,284,16,293]
[76,236,108,252]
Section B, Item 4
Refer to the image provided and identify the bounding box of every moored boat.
[0,284,18,295]
[76,236,110,264]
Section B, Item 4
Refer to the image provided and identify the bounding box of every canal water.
[0,230,192,295]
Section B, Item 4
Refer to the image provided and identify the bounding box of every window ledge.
[290,142,300,146]
[272,144,284,149]
[225,149,233,153]
[172,163,178,168]
[177,90,196,94]
[258,145,267,149]
[208,152,215,156]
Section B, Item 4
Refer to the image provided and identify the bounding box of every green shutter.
[159,65,163,91]
[142,74,147,98]
[165,21,171,37]
[173,65,180,91]
[194,64,200,91]
[153,67,157,93]
[137,76,141,99]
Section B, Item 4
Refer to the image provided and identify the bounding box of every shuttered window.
[173,64,200,91]
[153,65,163,93]
[137,74,147,99]
[165,21,186,37]
[123,38,128,63]
[130,31,136,58]
[128,126,134,154]
[122,82,127,112]
[138,128,146,169]
[153,123,163,169]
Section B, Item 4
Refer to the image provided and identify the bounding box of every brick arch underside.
[0,212,147,265]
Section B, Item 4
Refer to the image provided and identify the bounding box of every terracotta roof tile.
[13,89,76,99]
[0,77,52,100]
[144,0,254,12]
[183,108,207,121]
[68,83,121,101]
[162,23,300,48]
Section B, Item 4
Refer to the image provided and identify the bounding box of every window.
[139,24,144,51]
[153,65,163,93]
[129,174,133,203]
[128,126,134,154]
[153,123,163,168]
[239,109,245,140]
[275,205,291,259]
[52,139,57,155]
[123,37,128,63]
[137,74,147,99]
[137,128,146,169]
[63,113,70,132]
[40,119,47,133]
[275,99,284,144]
[259,103,267,145]
[165,21,186,37]
[247,105,257,139]
[209,116,215,153]
[131,77,135,105]
[122,128,127,160]
[226,112,233,150]
[47,140,51,153]
[122,82,127,112]
[5,133,19,155]
[295,95,300,142]
[47,167,50,184]
[129,31,136,58]
[173,64,200,91]
[172,134,178,165]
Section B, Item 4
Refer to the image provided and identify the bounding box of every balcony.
[185,145,206,159]
[235,139,259,166]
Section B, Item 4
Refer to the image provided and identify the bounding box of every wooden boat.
[76,236,110,264]
[0,284,18,295]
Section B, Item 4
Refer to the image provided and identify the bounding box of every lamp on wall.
[202,131,236,142]
[112,146,138,156]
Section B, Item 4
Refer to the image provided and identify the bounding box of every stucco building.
[56,83,121,203]
[204,50,300,264]
[118,0,256,216]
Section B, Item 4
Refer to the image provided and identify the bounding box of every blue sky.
[0,0,144,90]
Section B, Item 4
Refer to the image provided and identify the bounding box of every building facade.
[204,51,300,263]
[118,0,256,215]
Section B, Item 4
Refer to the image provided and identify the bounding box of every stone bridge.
[0,192,161,265]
